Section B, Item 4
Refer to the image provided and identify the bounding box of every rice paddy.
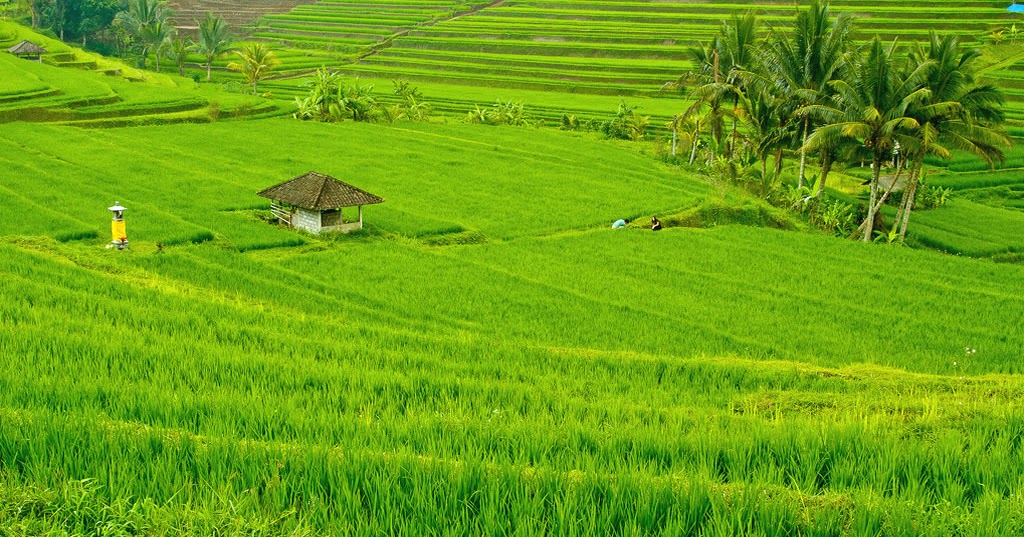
[2,114,1024,534]
[3,2,1024,535]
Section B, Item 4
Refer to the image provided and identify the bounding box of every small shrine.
[7,40,47,62]
[108,202,127,250]
[257,171,384,234]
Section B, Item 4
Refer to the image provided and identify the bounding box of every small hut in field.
[7,40,47,62]
[258,171,384,234]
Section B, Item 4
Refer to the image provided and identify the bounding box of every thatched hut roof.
[7,40,47,56]
[257,171,383,210]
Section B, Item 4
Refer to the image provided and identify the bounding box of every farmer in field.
[612,218,628,229]
[651,216,662,231]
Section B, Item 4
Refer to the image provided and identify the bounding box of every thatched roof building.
[7,40,47,62]
[257,171,383,234]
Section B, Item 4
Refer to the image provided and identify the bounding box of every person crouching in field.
[651,216,662,231]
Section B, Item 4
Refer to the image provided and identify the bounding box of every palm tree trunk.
[898,161,924,242]
[863,153,882,242]
[816,152,832,200]
[856,156,905,241]
[730,95,738,160]
[689,133,698,165]
[893,157,919,234]
[774,147,784,178]
[798,116,809,190]
[206,60,212,82]
[671,127,677,157]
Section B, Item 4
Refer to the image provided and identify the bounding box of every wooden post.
[358,205,363,229]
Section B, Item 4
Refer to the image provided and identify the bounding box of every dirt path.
[354,0,506,62]
[166,0,317,31]
[268,0,505,80]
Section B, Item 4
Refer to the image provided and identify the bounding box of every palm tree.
[145,18,173,73]
[227,42,280,94]
[685,38,727,163]
[718,11,760,159]
[736,81,788,191]
[804,38,932,241]
[167,34,194,77]
[116,0,173,70]
[196,12,233,82]
[23,0,48,28]
[757,0,852,190]
[683,13,759,162]
[895,33,1010,242]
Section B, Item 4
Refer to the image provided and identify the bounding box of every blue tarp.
[1009,4,1024,12]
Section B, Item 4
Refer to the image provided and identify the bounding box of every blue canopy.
[1009,4,1024,12]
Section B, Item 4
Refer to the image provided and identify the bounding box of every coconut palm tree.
[145,17,173,72]
[196,11,233,82]
[116,0,172,70]
[736,81,788,191]
[684,38,727,162]
[757,0,852,190]
[895,33,1010,242]
[227,42,280,94]
[804,38,933,241]
[684,13,759,162]
[166,34,193,77]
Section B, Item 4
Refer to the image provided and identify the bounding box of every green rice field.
[3,3,1024,535]
[2,115,1024,534]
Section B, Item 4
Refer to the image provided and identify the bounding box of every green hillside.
[0,22,285,127]
[244,0,1024,109]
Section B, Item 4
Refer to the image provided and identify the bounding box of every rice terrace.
[4,0,1024,534]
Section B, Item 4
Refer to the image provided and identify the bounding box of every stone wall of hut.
[293,208,322,234]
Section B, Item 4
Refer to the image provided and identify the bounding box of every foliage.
[464,99,532,126]
[114,0,173,71]
[391,79,430,122]
[2,6,1024,533]
[293,68,382,122]
[810,198,855,236]
[165,35,192,77]
[601,100,648,141]
[917,180,953,209]
[560,113,579,131]
[29,0,121,45]
[196,11,233,82]
[227,42,280,95]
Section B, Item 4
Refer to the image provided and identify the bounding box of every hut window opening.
[321,208,343,227]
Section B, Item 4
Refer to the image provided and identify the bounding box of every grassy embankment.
[0,21,286,127]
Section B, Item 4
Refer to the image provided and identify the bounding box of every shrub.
[464,100,531,126]
[917,181,953,209]
[601,101,648,141]
[811,199,856,237]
